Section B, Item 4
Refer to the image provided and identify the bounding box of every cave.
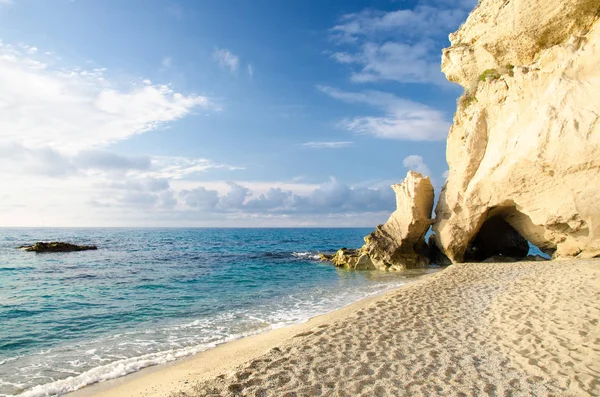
[464,216,529,261]
[463,205,554,262]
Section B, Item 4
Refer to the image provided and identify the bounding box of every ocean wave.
[15,327,271,397]
[60,274,98,281]
[0,355,21,366]
[0,266,34,272]
[291,252,323,261]
[11,277,413,397]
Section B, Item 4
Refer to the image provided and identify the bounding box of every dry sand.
[72,259,600,397]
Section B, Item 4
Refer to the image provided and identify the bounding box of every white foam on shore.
[10,278,418,397]
[17,332,254,397]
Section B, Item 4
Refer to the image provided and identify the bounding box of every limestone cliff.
[332,171,434,270]
[434,0,600,262]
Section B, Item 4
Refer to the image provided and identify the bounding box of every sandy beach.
[66,259,600,397]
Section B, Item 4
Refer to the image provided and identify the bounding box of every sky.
[0,0,476,227]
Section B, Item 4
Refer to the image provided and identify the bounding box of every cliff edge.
[434,0,600,261]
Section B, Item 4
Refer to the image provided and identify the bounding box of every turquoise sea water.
[0,228,440,397]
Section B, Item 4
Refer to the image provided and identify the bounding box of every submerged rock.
[18,242,98,252]
[331,172,435,271]
[434,0,600,262]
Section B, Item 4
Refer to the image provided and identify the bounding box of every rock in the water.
[317,253,333,261]
[18,242,98,252]
[434,0,600,262]
[362,171,434,270]
[330,249,375,270]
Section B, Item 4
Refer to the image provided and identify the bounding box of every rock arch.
[462,203,554,262]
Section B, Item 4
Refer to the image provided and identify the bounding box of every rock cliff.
[332,171,434,270]
[434,0,600,262]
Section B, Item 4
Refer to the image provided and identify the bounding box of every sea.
[0,228,442,397]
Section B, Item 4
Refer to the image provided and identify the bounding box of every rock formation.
[331,248,375,270]
[332,171,435,270]
[362,172,435,269]
[18,242,98,252]
[434,0,600,262]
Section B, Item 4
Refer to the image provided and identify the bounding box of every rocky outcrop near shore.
[362,172,434,269]
[18,242,98,252]
[434,0,600,262]
[331,248,375,270]
[331,172,435,270]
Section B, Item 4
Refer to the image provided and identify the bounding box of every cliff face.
[434,0,600,261]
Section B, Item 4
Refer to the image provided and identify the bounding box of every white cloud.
[442,169,449,179]
[318,85,450,141]
[329,6,469,43]
[0,142,240,180]
[94,176,178,209]
[247,64,254,78]
[180,187,220,209]
[402,155,432,176]
[74,150,150,171]
[0,41,248,226]
[170,180,321,198]
[140,156,244,179]
[0,0,13,5]
[0,42,212,152]
[328,2,473,85]
[177,178,396,215]
[0,143,152,176]
[218,182,251,210]
[302,141,353,149]
[213,48,239,73]
[335,41,447,85]
[0,170,401,226]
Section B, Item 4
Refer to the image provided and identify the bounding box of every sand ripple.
[175,260,599,397]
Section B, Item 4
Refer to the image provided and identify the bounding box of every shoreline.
[68,259,600,396]
[66,270,442,397]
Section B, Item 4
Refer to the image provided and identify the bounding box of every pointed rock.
[362,171,435,270]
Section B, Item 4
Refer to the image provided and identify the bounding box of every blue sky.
[0,0,475,227]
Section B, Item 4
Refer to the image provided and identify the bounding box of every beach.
[69,259,600,397]
[2,0,600,396]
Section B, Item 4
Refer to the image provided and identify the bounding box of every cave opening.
[464,206,552,262]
